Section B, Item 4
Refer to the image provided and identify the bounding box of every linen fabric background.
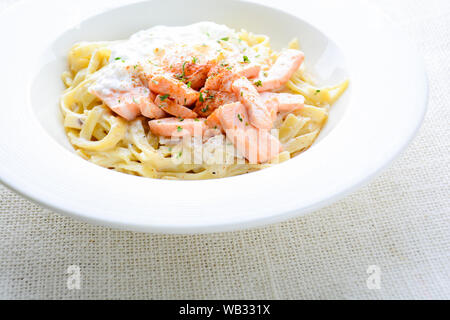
[0,0,449,299]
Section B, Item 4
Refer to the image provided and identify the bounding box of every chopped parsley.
[159,94,170,101]
[187,81,192,88]
[220,37,229,41]
[178,117,185,122]
[263,72,268,77]
[177,126,183,132]
[237,114,243,122]
[199,92,204,102]
[315,89,321,95]
[201,106,209,113]
[243,55,250,63]
[240,91,244,97]
[176,61,187,81]
[194,118,200,122]
[254,80,262,87]
[192,56,198,64]
[178,151,183,158]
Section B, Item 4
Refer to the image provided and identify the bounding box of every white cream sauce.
[89,22,262,96]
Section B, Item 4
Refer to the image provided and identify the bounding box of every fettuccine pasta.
[60,22,348,180]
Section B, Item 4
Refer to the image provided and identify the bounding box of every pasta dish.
[60,22,348,180]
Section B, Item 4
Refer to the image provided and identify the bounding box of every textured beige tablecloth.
[0,0,449,300]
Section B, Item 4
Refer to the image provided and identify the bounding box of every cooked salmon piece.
[237,63,261,79]
[140,91,166,119]
[204,66,234,91]
[148,118,206,137]
[155,95,197,119]
[216,102,248,130]
[166,60,213,90]
[256,49,304,92]
[205,109,223,131]
[90,86,150,121]
[231,77,273,129]
[193,89,237,117]
[260,92,305,113]
[204,63,261,92]
[216,102,282,164]
[147,74,200,106]
[226,129,282,164]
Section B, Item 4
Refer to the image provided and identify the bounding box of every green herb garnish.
[254,80,262,87]
[243,55,250,63]
[160,94,169,101]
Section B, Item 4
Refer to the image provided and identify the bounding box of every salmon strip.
[204,63,261,92]
[260,92,305,113]
[140,91,166,119]
[205,109,223,131]
[165,60,213,90]
[204,66,234,91]
[216,102,248,130]
[256,49,304,92]
[147,74,200,106]
[90,87,148,121]
[237,63,261,79]
[231,77,273,129]
[148,118,206,137]
[155,95,197,119]
[216,102,282,164]
[193,89,237,117]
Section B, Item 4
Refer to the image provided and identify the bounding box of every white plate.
[0,0,428,234]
